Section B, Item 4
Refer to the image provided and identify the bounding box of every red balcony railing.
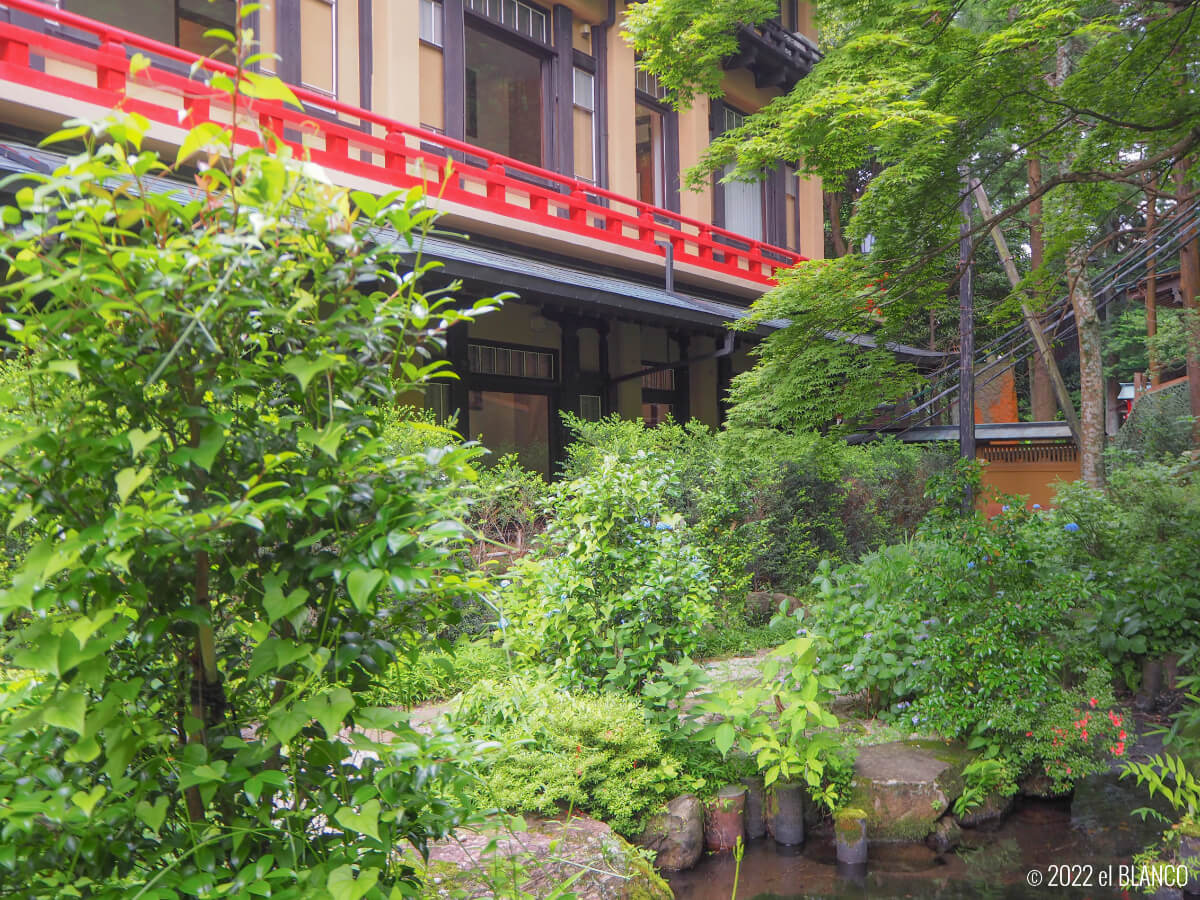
[0,0,806,287]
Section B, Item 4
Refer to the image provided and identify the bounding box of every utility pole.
[959,176,976,511]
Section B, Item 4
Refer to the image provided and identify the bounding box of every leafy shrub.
[499,453,715,692]
[1053,459,1200,674]
[0,100,499,896]
[692,618,796,660]
[1111,381,1194,462]
[808,495,1121,789]
[362,639,513,708]
[470,452,550,560]
[453,677,690,835]
[561,414,954,598]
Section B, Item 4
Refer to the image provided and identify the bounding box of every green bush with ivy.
[498,453,715,693]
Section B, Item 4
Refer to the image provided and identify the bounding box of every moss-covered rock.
[849,740,969,842]
[417,814,673,899]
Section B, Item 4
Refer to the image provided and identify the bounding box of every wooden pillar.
[446,322,470,438]
[1146,193,1161,387]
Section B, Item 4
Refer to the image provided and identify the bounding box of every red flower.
[1114,742,1125,756]
[1066,766,1072,774]
[1081,730,1089,740]
[1026,731,1033,737]
[1089,697,1098,708]
[1118,730,1126,741]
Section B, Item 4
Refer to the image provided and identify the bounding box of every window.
[573,67,595,182]
[642,402,673,427]
[468,343,555,380]
[635,103,665,206]
[469,390,551,476]
[425,383,452,425]
[635,67,669,102]
[579,394,603,421]
[465,0,548,43]
[640,367,675,391]
[465,25,544,165]
[65,0,235,55]
[420,0,444,46]
[719,106,764,241]
[298,0,337,96]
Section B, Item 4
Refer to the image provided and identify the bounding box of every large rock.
[745,591,802,624]
[957,790,1015,827]
[850,741,969,841]
[421,815,673,899]
[638,794,704,871]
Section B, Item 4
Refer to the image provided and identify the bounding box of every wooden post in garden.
[958,176,976,510]
[1146,191,1161,387]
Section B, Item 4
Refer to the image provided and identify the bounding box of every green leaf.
[191,425,226,473]
[44,359,80,380]
[127,428,161,458]
[714,721,736,756]
[135,796,168,834]
[176,121,228,165]
[129,52,152,76]
[71,784,106,818]
[346,568,384,612]
[44,690,87,734]
[282,355,337,392]
[312,687,354,739]
[115,466,152,504]
[333,799,381,842]
[327,865,379,900]
[267,705,308,745]
[241,70,304,108]
[316,423,347,461]
[244,770,288,804]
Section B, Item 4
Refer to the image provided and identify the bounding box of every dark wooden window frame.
[709,98,787,246]
[633,89,680,214]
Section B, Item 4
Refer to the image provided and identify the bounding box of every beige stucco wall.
[373,0,421,127]
[607,27,638,199]
[610,322,643,418]
[689,336,720,427]
[677,98,712,223]
[468,302,563,351]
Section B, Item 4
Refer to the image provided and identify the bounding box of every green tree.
[626,0,1200,469]
[0,97,498,898]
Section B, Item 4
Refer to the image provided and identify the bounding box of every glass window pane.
[723,164,763,242]
[573,68,594,110]
[635,103,664,206]
[420,0,443,45]
[465,25,544,165]
[471,391,551,476]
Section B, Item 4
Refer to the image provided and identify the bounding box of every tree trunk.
[1028,156,1058,421]
[826,191,848,258]
[1067,246,1105,488]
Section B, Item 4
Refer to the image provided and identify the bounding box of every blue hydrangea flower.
[655,521,673,531]
[967,561,976,569]
[1032,504,1042,510]
[1064,522,1080,532]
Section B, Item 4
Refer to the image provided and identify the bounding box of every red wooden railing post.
[697,226,714,261]
[638,209,656,246]
[0,33,30,67]
[569,189,587,226]
[383,130,407,173]
[96,38,126,93]
[486,163,507,204]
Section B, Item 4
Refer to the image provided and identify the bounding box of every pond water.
[667,771,1173,899]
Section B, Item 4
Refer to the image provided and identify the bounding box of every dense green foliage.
[808,468,1125,793]
[452,677,691,835]
[1103,305,1191,383]
[627,0,1200,433]
[562,414,953,597]
[0,104,498,895]
[1112,382,1196,463]
[1054,459,1200,681]
[362,639,512,709]
[499,453,715,692]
